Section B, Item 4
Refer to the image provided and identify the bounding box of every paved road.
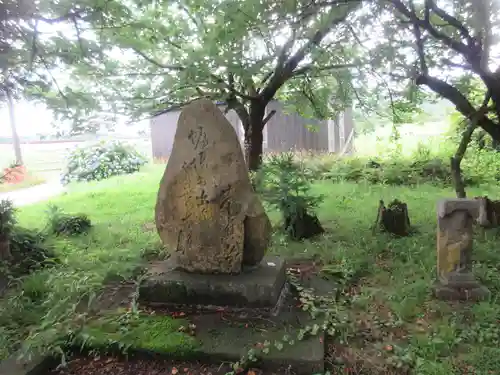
[0,180,65,207]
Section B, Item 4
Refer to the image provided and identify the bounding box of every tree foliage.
[2,0,499,165]
[353,0,499,141]
[34,0,364,168]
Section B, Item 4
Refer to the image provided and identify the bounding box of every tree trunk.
[451,123,476,199]
[244,102,267,172]
[450,157,466,198]
[244,126,264,172]
[6,90,23,166]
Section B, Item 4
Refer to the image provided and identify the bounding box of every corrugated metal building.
[150,99,354,161]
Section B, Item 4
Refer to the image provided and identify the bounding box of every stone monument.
[140,99,285,310]
[434,198,490,301]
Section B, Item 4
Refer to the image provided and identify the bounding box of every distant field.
[354,121,452,157]
[0,138,152,180]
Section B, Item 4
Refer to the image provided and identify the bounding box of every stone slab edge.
[140,256,287,308]
[0,352,57,375]
[65,336,324,375]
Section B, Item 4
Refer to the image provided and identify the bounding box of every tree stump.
[373,199,411,237]
[284,206,324,241]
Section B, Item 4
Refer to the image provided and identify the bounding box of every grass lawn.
[1,164,500,374]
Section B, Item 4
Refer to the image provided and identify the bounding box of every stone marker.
[155,99,271,274]
[144,100,284,312]
[434,199,490,301]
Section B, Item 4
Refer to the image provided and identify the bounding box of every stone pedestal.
[433,271,490,301]
[434,199,490,301]
[139,256,287,311]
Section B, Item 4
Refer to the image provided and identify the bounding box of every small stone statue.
[434,199,490,301]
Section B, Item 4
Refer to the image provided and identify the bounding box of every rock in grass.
[155,99,271,274]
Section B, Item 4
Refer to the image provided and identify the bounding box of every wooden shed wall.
[150,101,354,160]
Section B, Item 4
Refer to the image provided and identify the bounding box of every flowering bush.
[61,140,148,185]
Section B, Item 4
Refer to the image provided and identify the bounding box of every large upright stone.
[434,199,490,301]
[155,99,271,274]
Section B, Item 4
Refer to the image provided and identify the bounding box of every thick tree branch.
[425,0,475,47]
[225,95,250,131]
[261,1,360,101]
[416,74,500,140]
[262,110,276,126]
[474,0,493,71]
[275,30,297,73]
[409,0,428,76]
[291,63,355,77]
[389,0,471,58]
[450,92,491,198]
[440,59,473,71]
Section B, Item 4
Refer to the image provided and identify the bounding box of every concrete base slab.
[67,272,327,374]
[193,320,324,374]
[433,281,491,301]
[139,256,286,309]
[158,274,326,374]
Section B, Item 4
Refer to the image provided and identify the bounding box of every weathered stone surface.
[194,323,324,374]
[434,199,490,301]
[139,256,286,309]
[0,352,55,375]
[155,99,271,274]
[138,271,327,374]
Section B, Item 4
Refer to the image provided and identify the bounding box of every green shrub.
[45,205,92,236]
[462,146,500,185]
[8,227,57,276]
[0,199,17,236]
[296,146,500,187]
[61,140,147,184]
[254,152,324,239]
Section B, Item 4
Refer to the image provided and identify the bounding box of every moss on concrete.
[78,310,199,357]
